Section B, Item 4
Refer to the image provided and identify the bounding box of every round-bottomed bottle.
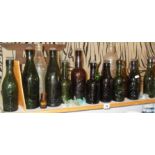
[45,48,62,107]
[86,62,100,104]
[2,58,18,112]
[22,49,40,109]
[128,59,141,100]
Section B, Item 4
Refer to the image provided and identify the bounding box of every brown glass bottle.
[71,49,86,99]
[100,61,113,102]
[128,59,141,100]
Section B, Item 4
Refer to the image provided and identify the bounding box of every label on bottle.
[104,103,110,110]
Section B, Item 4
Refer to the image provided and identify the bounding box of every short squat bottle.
[100,61,113,102]
[143,57,154,97]
[113,60,125,102]
[22,49,40,109]
[45,48,62,107]
[2,58,18,112]
[60,61,71,103]
[86,62,100,104]
[71,49,86,99]
[128,59,141,100]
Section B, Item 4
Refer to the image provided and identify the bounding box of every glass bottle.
[100,61,113,102]
[86,62,100,104]
[2,58,18,112]
[60,61,71,103]
[34,43,47,100]
[22,49,40,109]
[45,48,62,107]
[71,49,86,99]
[113,60,125,102]
[128,59,141,100]
[143,57,154,97]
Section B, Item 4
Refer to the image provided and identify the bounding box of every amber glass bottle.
[128,59,141,100]
[100,61,113,102]
[86,62,100,104]
[71,49,86,99]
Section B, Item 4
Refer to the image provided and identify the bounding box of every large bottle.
[86,62,100,104]
[2,58,18,112]
[34,43,47,107]
[143,58,154,97]
[113,60,125,102]
[128,59,141,100]
[100,61,113,102]
[71,49,86,99]
[60,61,71,103]
[22,49,40,109]
[45,48,62,107]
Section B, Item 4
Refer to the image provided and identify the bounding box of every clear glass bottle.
[2,58,18,112]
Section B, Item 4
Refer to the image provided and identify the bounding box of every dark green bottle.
[2,58,18,112]
[143,57,154,97]
[60,61,71,103]
[45,49,62,107]
[86,62,100,104]
[22,49,39,109]
[128,59,141,100]
[113,60,125,102]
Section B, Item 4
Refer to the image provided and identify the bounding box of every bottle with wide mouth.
[2,58,18,112]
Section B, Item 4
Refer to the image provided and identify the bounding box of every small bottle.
[40,93,47,109]
[100,60,113,102]
[71,49,87,99]
[2,58,18,112]
[113,60,125,102]
[60,61,71,103]
[143,57,154,97]
[128,59,141,100]
[86,62,100,104]
[22,49,40,109]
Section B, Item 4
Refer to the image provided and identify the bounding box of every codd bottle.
[22,49,39,109]
[71,49,86,99]
[143,58,154,97]
[113,60,125,102]
[100,61,113,102]
[45,48,62,107]
[86,62,100,104]
[128,59,141,100]
[34,43,47,107]
[2,58,18,112]
[60,61,71,103]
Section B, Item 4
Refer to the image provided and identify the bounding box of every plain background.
[0,0,155,155]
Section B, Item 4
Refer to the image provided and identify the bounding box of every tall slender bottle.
[128,59,141,100]
[71,49,86,99]
[22,49,39,109]
[143,58,154,96]
[100,61,113,102]
[34,43,47,108]
[60,61,71,103]
[2,58,18,112]
[45,48,62,107]
[113,60,125,102]
[86,62,100,104]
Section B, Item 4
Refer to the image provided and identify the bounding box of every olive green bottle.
[2,58,18,112]
[60,61,71,103]
[45,48,62,107]
[113,60,125,102]
[143,58,154,97]
[22,49,39,109]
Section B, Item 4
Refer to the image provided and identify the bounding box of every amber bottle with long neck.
[71,50,86,99]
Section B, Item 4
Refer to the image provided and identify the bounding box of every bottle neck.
[62,62,68,80]
[6,65,13,76]
[90,64,96,80]
[116,64,122,76]
[102,64,111,77]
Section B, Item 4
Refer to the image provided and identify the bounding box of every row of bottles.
[2,45,155,111]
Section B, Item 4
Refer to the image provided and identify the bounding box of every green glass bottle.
[60,61,71,103]
[22,49,39,109]
[143,57,154,97]
[2,58,18,112]
[113,60,125,102]
[45,48,62,107]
